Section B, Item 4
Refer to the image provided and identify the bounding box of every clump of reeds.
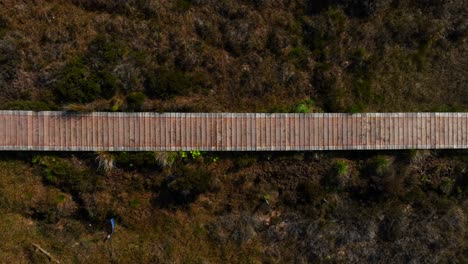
[96,151,115,174]
[154,151,178,168]
[62,103,94,113]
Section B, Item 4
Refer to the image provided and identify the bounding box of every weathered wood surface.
[0,111,467,151]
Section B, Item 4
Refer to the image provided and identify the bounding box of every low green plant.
[370,156,392,177]
[175,0,191,12]
[235,155,257,169]
[34,156,99,195]
[209,156,220,163]
[293,99,316,113]
[144,68,207,99]
[158,167,213,206]
[129,199,141,209]
[324,159,349,190]
[114,152,159,170]
[190,150,202,159]
[334,160,348,177]
[179,150,203,160]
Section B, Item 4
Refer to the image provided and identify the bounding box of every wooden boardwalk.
[0,111,467,151]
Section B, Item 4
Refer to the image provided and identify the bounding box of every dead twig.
[32,243,60,264]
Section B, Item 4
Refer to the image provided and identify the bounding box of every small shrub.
[87,35,125,64]
[71,0,156,18]
[351,77,372,111]
[126,92,146,111]
[35,156,99,195]
[175,0,192,12]
[296,181,325,204]
[1,100,50,111]
[235,155,257,169]
[144,68,195,99]
[287,46,309,68]
[0,39,18,86]
[158,167,213,206]
[378,206,407,241]
[0,15,8,38]
[54,58,102,103]
[114,152,159,170]
[439,177,454,195]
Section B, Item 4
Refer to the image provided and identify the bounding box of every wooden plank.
[43,114,49,148]
[6,114,11,146]
[17,112,22,147]
[406,113,411,148]
[20,113,26,147]
[462,113,468,148]
[115,114,121,150]
[456,114,461,148]
[154,114,162,151]
[11,112,17,148]
[441,115,447,148]
[423,116,431,149]
[254,114,260,150]
[51,115,58,149]
[235,114,240,151]
[204,114,208,150]
[395,114,400,149]
[171,113,176,150]
[367,114,373,148]
[346,114,351,149]
[194,114,199,150]
[264,114,269,150]
[15,112,23,149]
[449,114,453,148]
[320,114,325,150]
[278,114,283,150]
[175,113,180,149]
[264,114,270,150]
[214,114,220,150]
[226,114,231,150]
[0,114,4,146]
[335,114,340,149]
[385,114,391,148]
[220,114,226,150]
[69,114,76,149]
[198,114,203,150]
[462,114,466,147]
[309,115,315,148]
[430,113,434,149]
[211,113,216,150]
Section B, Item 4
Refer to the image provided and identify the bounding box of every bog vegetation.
[0,0,467,262]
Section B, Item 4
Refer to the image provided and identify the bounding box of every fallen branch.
[32,243,60,263]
